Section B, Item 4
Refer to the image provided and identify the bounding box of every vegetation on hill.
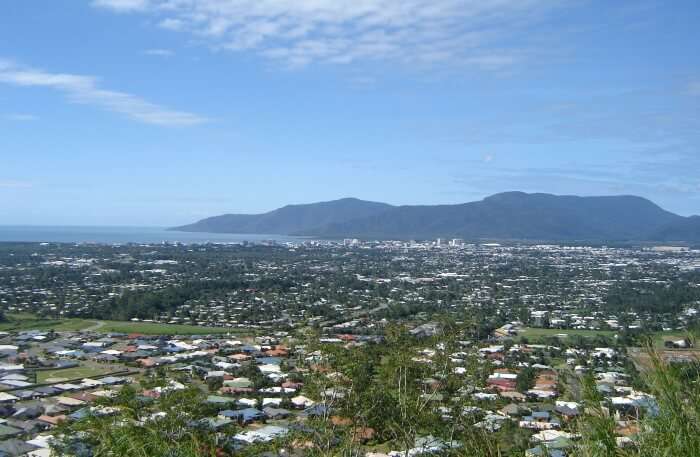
[50,320,700,457]
[575,343,700,457]
[172,197,393,235]
[171,193,697,242]
[652,216,700,243]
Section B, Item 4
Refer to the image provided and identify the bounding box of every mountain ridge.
[170,193,699,242]
[172,197,393,235]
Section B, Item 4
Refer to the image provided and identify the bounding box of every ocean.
[0,226,306,245]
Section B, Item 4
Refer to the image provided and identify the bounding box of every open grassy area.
[0,313,99,332]
[0,313,248,336]
[519,327,616,340]
[650,331,695,349]
[36,365,115,384]
[98,320,243,335]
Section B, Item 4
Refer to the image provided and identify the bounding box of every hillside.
[652,216,700,243]
[171,197,393,235]
[302,192,684,241]
[171,192,698,242]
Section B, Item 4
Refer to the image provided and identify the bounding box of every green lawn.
[519,327,616,339]
[0,314,98,332]
[650,331,694,349]
[36,365,115,384]
[0,313,247,336]
[98,320,243,335]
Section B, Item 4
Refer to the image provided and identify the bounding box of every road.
[81,320,105,332]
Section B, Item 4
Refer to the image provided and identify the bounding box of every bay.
[0,226,306,245]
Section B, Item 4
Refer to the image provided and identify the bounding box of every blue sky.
[1,0,699,226]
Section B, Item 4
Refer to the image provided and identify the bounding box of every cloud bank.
[92,0,562,68]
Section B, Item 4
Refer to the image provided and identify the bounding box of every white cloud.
[92,0,149,12]
[5,113,38,121]
[92,0,562,68]
[159,18,185,31]
[143,48,175,57]
[0,60,206,126]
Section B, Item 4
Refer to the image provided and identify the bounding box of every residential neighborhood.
[0,241,698,455]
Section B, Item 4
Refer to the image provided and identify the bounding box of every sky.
[1,0,699,226]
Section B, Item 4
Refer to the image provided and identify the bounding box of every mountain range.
[170,192,700,243]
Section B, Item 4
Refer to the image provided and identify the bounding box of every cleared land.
[629,346,700,372]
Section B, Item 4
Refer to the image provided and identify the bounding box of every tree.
[516,367,536,393]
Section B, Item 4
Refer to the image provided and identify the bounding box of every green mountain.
[652,216,700,242]
[171,197,393,235]
[171,192,698,242]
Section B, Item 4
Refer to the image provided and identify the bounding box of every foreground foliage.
[51,329,700,457]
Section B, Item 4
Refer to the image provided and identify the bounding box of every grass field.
[36,365,115,383]
[0,313,248,336]
[0,313,99,332]
[650,331,695,349]
[519,327,616,339]
[98,320,242,335]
